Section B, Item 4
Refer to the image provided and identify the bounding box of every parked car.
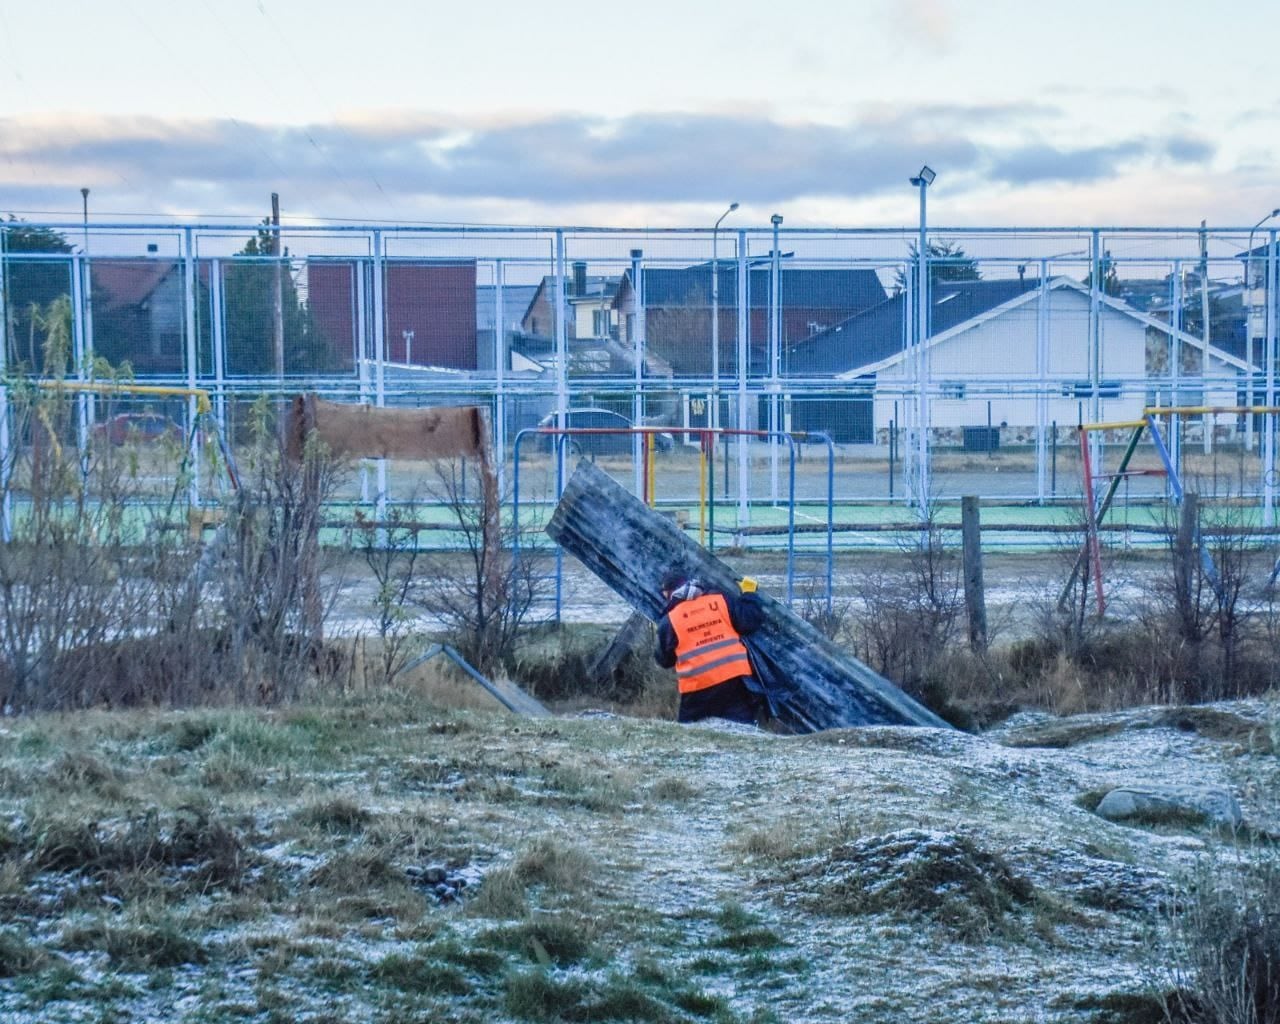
[93,412,184,446]
[537,409,674,455]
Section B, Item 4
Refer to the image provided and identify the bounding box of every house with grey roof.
[785,277,1253,444]
[613,263,887,378]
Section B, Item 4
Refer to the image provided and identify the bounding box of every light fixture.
[909,165,936,187]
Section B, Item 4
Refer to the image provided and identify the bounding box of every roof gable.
[624,265,886,310]
[789,278,1038,377]
[834,277,1253,378]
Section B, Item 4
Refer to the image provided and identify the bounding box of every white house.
[789,277,1252,442]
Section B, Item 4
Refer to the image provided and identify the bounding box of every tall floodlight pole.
[711,202,738,432]
[1200,221,1211,455]
[80,188,89,251]
[769,213,783,504]
[1246,208,1279,452]
[908,166,936,512]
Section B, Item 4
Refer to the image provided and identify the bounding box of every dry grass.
[0,688,1274,1022]
[772,828,1035,942]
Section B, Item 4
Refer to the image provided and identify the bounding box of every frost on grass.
[770,827,1035,941]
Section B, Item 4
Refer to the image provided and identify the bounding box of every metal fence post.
[68,252,90,479]
[494,258,506,502]
[211,258,227,440]
[1170,259,1182,472]
[183,227,199,508]
[1036,259,1049,503]
[916,213,930,511]
[1265,230,1277,527]
[0,233,9,542]
[769,218,781,505]
[630,246,644,498]
[736,230,749,532]
[371,228,387,522]
[1089,229,1103,482]
[554,230,568,494]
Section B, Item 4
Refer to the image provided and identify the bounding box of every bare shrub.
[353,502,425,688]
[410,457,546,673]
[0,375,205,710]
[206,399,344,703]
[0,383,343,713]
[851,508,963,704]
[1159,844,1280,1024]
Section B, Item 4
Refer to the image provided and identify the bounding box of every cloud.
[0,110,988,212]
[0,110,1228,226]
[987,136,1215,185]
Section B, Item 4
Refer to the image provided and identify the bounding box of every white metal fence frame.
[1,220,1278,537]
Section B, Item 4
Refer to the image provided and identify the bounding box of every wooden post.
[586,611,650,687]
[271,192,285,384]
[1174,492,1198,637]
[961,496,987,652]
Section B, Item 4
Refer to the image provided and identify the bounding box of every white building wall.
[868,289,1239,432]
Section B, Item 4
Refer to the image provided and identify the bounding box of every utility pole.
[271,193,285,385]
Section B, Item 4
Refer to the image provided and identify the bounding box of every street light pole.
[769,213,783,505]
[1246,208,1279,452]
[710,201,738,433]
[908,165,936,511]
[80,188,89,252]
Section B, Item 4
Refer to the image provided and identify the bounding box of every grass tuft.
[369,951,471,995]
[512,835,594,891]
[292,795,372,833]
[0,929,52,977]
[778,828,1034,941]
[480,914,598,966]
[58,915,207,970]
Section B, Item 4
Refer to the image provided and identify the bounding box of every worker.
[654,571,764,724]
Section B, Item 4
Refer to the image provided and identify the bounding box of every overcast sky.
[1,0,1277,230]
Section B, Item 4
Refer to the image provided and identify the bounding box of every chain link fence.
[3,220,1279,540]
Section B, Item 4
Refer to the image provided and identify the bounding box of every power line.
[252,0,393,218]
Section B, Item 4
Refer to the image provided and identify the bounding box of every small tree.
[893,239,982,293]
[411,457,545,673]
[2,218,73,373]
[211,398,343,702]
[355,503,425,688]
[853,506,963,701]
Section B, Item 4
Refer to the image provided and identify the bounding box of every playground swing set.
[1063,404,1280,615]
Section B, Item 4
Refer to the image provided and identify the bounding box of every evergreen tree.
[894,239,982,292]
[2,218,73,371]
[222,219,314,374]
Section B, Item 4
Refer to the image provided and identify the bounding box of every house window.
[530,317,539,334]
[942,382,966,399]
[593,309,610,336]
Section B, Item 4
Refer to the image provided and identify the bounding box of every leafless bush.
[1159,843,1280,1024]
[354,502,425,688]
[410,457,547,673]
[207,399,344,703]
[1129,492,1268,704]
[0,385,343,712]
[796,581,855,643]
[0,376,202,710]
[851,508,963,702]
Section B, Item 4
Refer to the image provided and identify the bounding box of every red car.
[93,412,184,446]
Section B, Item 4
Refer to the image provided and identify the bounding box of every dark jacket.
[655,587,763,670]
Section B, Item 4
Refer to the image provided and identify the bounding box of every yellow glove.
[738,577,758,593]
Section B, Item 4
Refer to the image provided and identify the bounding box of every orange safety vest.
[670,593,753,694]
